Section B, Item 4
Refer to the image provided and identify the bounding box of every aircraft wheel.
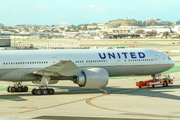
[17,86,22,92]
[10,87,16,93]
[49,89,54,95]
[7,86,11,92]
[42,89,48,95]
[32,88,36,95]
[23,86,28,92]
[163,81,168,87]
[35,89,42,95]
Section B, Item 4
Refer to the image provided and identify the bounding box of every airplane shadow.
[0,84,180,102]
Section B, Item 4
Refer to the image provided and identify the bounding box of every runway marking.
[86,88,180,119]
[18,99,88,114]
[19,90,105,114]
[11,107,37,109]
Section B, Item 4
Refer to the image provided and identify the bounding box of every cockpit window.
[168,57,171,60]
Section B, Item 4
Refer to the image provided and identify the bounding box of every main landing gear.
[7,82,28,93]
[32,76,55,95]
[31,87,54,95]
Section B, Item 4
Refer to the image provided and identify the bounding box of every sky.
[0,0,180,26]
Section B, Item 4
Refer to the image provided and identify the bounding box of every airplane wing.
[33,60,81,76]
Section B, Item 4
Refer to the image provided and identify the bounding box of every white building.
[173,26,180,33]
[174,20,180,25]
[147,18,161,22]
[143,27,175,34]
[147,26,164,29]
[119,26,141,33]
[15,24,26,29]
[59,22,68,28]
[63,32,78,36]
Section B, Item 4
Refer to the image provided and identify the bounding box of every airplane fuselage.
[0,48,175,81]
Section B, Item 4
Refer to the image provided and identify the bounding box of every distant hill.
[105,19,145,27]
[105,19,172,27]
[0,23,5,27]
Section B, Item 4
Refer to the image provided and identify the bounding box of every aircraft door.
[52,57,58,64]
[117,59,123,65]
[117,54,123,65]
[155,55,160,64]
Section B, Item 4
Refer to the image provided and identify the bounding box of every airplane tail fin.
[169,28,174,33]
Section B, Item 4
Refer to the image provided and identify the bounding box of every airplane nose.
[169,60,175,68]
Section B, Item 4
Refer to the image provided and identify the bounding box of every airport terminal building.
[102,28,140,39]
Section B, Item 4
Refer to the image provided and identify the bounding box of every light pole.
[23,35,24,48]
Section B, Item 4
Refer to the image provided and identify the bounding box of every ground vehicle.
[136,75,173,88]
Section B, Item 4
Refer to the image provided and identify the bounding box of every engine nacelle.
[75,68,109,89]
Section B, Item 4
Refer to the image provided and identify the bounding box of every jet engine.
[74,68,109,89]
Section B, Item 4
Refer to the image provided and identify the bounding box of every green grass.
[105,19,133,26]
[0,87,6,91]
[149,44,158,45]
[162,66,180,74]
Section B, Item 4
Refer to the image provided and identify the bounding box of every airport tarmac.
[1,71,180,120]
[0,40,180,120]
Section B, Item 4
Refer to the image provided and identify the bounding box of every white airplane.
[0,48,174,95]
